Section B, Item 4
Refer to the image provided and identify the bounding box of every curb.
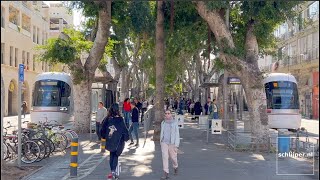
[20,166,45,180]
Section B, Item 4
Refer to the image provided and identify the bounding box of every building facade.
[1,1,73,116]
[258,1,319,119]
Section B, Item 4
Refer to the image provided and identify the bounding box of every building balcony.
[21,2,32,17]
[8,22,19,31]
[21,28,31,37]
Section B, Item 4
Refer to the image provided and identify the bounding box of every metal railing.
[227,131,272,152]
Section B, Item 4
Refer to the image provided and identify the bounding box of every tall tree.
[37,1,112,133]
[194,1,300,149]
[154,1,166,141]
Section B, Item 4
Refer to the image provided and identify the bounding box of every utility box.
[199,115,208,129]
[212,119,222,134]
[175,115,184,128]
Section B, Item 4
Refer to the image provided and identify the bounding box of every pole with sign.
[17,64,24,167]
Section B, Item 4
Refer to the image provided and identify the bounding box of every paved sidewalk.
[84,119,319,180]
[23,117,319,180]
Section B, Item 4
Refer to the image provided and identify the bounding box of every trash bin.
[278,134,290,154]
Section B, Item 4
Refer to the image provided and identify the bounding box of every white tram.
[30,72,73,124]
[263,73,301,130]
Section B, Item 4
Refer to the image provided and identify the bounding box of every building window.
[9,6,20,26]
[1,43,4,64]
[22,50,25,64]
[15,48,18,67]
[42,31,44,45]
[1,6,5,28]
[10,46,13,66]
[27,52,30,69]
[37,27,40,44]
[308,1,319,19]
[22,14,31,32]
[33,26,36,43]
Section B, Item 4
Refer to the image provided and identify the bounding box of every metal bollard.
[70,138,79,177]
[101,138,106,153]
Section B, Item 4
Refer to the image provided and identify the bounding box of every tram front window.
[265,81,299,109]
[33,80,71,107]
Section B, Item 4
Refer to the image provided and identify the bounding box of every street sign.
[212,119,222,134]
[19,64,24,82]
[228,77,241,84]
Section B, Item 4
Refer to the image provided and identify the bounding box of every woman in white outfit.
[160,110,180,179]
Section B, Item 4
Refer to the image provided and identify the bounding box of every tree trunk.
[217,73,224,118]
[1,74,4,166]
[154,1,165,142]
[194,53,202,102]
[63,2,112,134]
[72,78,93,133]
[107,82,117,103]
[195,2,269,149]
[240,72,269,150]
[120,67,129,102]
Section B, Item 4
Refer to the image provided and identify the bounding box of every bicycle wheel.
[50,133,68,152]
[21,140,40,164]
[41,138,52,158]
[40,138,53,158]
[33,139,46,162]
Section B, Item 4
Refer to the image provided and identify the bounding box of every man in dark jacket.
[129,102,139,146]
[194,100,202,120]
[134,98,143,111]
[101,103,129,179]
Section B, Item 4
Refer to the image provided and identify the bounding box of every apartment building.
[1,1,73,116]
[258,1,319,119]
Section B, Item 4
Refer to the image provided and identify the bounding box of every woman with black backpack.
[101,103,129,179]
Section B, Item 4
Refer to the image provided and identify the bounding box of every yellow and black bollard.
[70,138,79,177]
[101,138,106,153]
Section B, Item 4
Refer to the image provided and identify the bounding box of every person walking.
[96,101,108,141]
[123,98,131,129]
[189,100,195,115]
[134,98,142,112]
[204,97,213,115]
[101,103,129,179]
[160,110,180,179]
[212,99,219,119]
[174,98,178,111]
[194,100,202,120]
[21,101,27,118]
[178,98,185,115]
[128,102,139,146]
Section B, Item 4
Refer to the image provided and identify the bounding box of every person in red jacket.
[123,98,131,129]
